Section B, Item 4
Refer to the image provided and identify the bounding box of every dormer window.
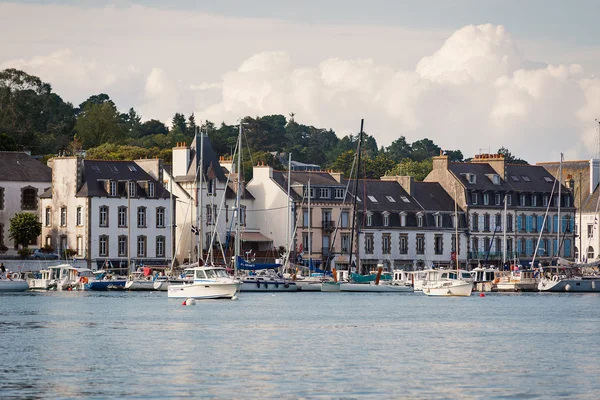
[400,212,406,227]
[207,179,215,195]
[493,174,500,185]
[472,192,478,205]
[366,214,373,227]
[128,181,136,197]
[495,194,501,205]
[417,214,424,227]
[304,187,314,199]
[383,213,389,227]
[109,181,117,196]
[434,213,442,228]
[319,188,330,199]
[335,188,344,199]
[531,194,537,207]
[466,173,476,184]
[483,193,490,205]
[543,195,549,206]
[148,182,155,198]
[520,194,526,206]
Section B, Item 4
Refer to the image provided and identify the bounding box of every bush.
[0,244,8,254]
[63,249,77,259]
[18,247,31,259]
[42,244,54,253]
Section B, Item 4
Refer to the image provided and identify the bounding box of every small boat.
[496,267,539,292]
[537,265,600,292]
[0,271,29,292]
[340,266,413,293]
[167,265,240,299]
[471,266,499,292]
[125,270,158,291]
[239,273,298,292]
[27,269,54,290]
[422,269,473,297]
[84,270,127,291]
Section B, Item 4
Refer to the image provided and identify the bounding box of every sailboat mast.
[308,177,311,272]
[557,153,562,258]
[454,184,459,272]
[286,153,291,267]
[348,119,364,275]
[198,126,204,264]
[234,123,242,275]
[503,193,507,266]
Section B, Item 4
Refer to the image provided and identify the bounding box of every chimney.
[331,171,343,183]
[136,159,164,183]
[172,142,190,178]
[381,175,413,196]
[471,153,506,179]
[590,159,600,194]
[432,154,449,172]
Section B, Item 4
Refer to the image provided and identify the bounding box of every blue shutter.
[517,215,523,231]
[526,216,532,232]
[564,239,571,257]
[570,218,575,233]
[517,240,522,255]
[537,216,543,232]
[562,216,567,233]
[553,215,559,232]
[526,239,533,256]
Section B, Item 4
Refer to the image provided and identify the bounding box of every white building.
[0,152,51,255]
[40,157,172,270]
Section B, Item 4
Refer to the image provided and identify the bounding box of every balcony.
[468,251,504,260]
[322,220,335,231]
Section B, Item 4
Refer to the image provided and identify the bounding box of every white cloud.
[0,3,599,162]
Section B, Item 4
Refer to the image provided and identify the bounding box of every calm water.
[1,291,599,399]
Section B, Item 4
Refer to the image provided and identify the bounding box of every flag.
[191,225,199,235]
[298,243,304,255]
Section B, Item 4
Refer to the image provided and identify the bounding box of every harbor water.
[1,291,599,399]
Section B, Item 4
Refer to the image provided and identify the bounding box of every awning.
[239,232,273,243]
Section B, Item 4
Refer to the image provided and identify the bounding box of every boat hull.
[295,281,322,291]
[340,283,413,292]
[320,282,341,292]
[0,280,29,292]
[240,280,298,292]
[125,280,156,291]
[423,282,473,297]
[85,280,127,291]
[167,282,241,299]
[538,278,600,292]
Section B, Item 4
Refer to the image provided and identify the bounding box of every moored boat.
[0,271,29,292]
[167,265,240,299]
[422,269,473,297]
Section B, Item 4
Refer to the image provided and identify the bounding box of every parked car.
[31,249,59,260]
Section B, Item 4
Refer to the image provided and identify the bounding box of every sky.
[1,0,599,163]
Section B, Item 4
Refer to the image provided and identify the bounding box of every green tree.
[386,136,412,162]
[363,153,395,179]
[122,107,142,138]
[171,113,187,135]
[140,119,168,137]
[76,93,111,114]
[387,158,434,181]
[186,113,197,137]
[75,101,126,148]
[445,150,464,162]
[0,133,17,151]
[411,138,441,162]
[9,212,42,248]
[497,147,528,165]
[330,150,357,177]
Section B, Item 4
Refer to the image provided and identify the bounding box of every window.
[367,195,378,203]
[471,213,479,231]
[366,214,372,227]
[206,204,213,225]
[451,235,459,253]
[76,236,83,257]
[507,214,513,232]
[417,215,423,227]
[416,235,425,255]
[137,207,146,228]
[319,188,330,198]
[507,195,512,206]
[400,196,410,203]
[495,237,502,254]
[109,165,119,173]
[92,165,101,173]
[587,246,594,260]
[382,234,391,254]
[99,235,108,256]
[137,235,147,257]
[483,193,489,205]
[303,209,310,227]
[400,213,406,227]
[365,234,374,254]
[400,235,408,254]
[110,181,117,196]
[520,194,526,206]
[156,236,165,257]
[495,214,502,229]
[484,237,491,254]
[128,181,136,197]
[553,195,559,207]
[341,234,350,253]
[21,187,37,210]
[118,235,127,256]
[483,214,490,231]
[544,176,553,183]
[435,214,442,228]
[148,182,155,198]
[304,187,314,199]
[302,233,311,254]
[128,165,137,172]
[341,210,349,228]
[543,195,548,207]
[240,206,247,226]
[99,206,108,227]
[472,237,479,253]
[76,206,82,226]
[156,207,165,228]
[383,214,389,227]
[492,175,500,185]
[588,224,594,238]
[495,194,501,205]
[116,206,127,227]
[565,196,571,207]
[507,238,513,257]
[471,192,478,205]
[60,207,67,226]
[521,176,531,182]
[45,207,52,227]
[335,188,345,199]
[434,235,443,255]
[322,209,332,225]
[531,195,537,207]
[225,205,229,223]
[0,187,4,210]
[386,196,396,202]
[511,176,520,182]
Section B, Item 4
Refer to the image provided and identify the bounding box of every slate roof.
[76,160,170,198]
[342,179,421,213]
[225,182,255,200]
[0,152,52,182]
[540,160,596,212]
[411,182,457,212]
[449,163,511,191]
[505,164,565,193]
[182,135,227,182]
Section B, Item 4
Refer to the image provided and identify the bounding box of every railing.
[321,220,335,231]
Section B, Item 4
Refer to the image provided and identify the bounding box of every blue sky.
[1,1,599,162]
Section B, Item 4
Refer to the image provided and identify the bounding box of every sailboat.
[167,126,241,299]
[422,184,473,296]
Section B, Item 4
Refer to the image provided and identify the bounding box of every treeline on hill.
[0,68,528,181]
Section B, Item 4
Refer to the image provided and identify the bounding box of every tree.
[387,158,434,181]
[330,150,356,177]
[76,93,112,114]
[140,119,168,137]
[9,212,41,248]
[75,101,126,148]
[186,113,197,137]
[411,138,441,162]
[122,107,142,139]
[497,147,528,165]
[171,113,187,135]
[386,136,412,162]
[0,133,17,151]
[445,150,464,162]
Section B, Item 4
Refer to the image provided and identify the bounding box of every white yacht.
[422,269,473,297]
[537,266,600,292]
[239,269,298,292]
[27,264,95,291]
[471,266,499,292]
[125,270,161,291]
[340,266,413,293]
[167,265,241,299]
[496,267,539,292]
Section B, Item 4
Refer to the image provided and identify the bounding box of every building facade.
[0,152,52,255]
[40,157,172,269]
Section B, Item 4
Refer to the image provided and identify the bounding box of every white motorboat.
[422,269,473,297]
[238,268,298,292]
[27,269,54,290]
[0,272,29,292]
[471,266,499,292]
[496,268,538,292]
[125,271,157,291]
[340,281,413,292]
[26,264,95,291]
[167,265,241,299]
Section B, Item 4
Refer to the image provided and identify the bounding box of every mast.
[234,123,242,275]
[454,184,459,272]
[348,119,364,275]
[308,176,311,272]
[169,176,173,269]
[286,153,291,268]
[557,153,562,258]
[579,172,582,262]
[198,126,204,264]
[503,193,507,266]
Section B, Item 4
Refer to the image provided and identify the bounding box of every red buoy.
[479,293,485,297]
[182,301,187,306]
